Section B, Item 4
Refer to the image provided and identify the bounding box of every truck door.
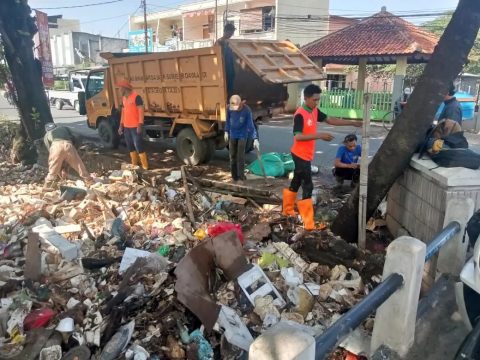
[84,69,109,126]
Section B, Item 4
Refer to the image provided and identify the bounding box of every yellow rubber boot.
[297,198,315,230]
[139,152,149,170]
[130,151,139,166]
[282,188,297,216]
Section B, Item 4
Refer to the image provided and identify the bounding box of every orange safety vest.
[122,91,142,128]
[290,106,318,161]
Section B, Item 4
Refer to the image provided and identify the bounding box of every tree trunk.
[0,0,52,141]
[332,0,480,243]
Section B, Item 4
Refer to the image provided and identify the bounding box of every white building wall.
[50,33,74,68]
[275,0,329,46]
[183,14,208,41]
[130,0,328,50]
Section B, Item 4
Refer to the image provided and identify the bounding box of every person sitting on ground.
[224,94,259,183]
[333,134,361,187]
[43,122,93,188]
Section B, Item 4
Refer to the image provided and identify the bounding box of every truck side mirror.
[78,91,87,115]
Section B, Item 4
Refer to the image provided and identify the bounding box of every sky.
[28,0,460,39]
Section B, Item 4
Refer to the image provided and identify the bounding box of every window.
[240,7,275,34]
[326,74,347,90]
[86,70,105,99]
[72,78,82,90]
[262,7,275,31]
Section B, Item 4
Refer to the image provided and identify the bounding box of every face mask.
[230,105,239,111]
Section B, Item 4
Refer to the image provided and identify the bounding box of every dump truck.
[78,40,323,165]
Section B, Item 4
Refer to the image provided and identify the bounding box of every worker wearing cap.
[43,122,93,188]
[117,80,149,170]
[283,84,362,230]
[224,95,259,182]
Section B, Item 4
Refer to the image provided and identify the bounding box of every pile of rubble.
[0,158,384,359]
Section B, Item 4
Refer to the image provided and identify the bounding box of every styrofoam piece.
[32,224,80,261]
[119,248,151,274]
[249,321,315,360]
[217,306,254,351]
[56,317,74,332]
[237,265,286,308]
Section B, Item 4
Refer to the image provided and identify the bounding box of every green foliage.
[30,107,41,128]
[422,12,480,74]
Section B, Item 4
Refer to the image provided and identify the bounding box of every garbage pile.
[0,160,384,359]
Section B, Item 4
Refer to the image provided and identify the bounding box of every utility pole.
[142,0,148,53]
[215,0,218,41]
[357,93,371,250]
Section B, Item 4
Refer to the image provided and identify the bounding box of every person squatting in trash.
[43,122,93,188]
[117,80,149,170]
[333,134,361,188]
[283,84,362,230]
[224,95,259,182]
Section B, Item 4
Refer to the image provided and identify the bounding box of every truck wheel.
[203,138,216,163]
[98,120,120,149]
[74,101,80,113]
[55,99,64,110]
[176,128,207,166]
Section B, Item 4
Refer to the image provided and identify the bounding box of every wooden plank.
[196,178,275,197]
[181,166,196,225]
[25,233,41,282]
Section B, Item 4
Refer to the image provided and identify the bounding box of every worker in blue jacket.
[438,84,463,125]
[224,95,259,182]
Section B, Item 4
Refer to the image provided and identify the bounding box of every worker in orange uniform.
[117,80,149,170]
[283,84,362,230]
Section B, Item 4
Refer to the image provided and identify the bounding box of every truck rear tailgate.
[227,40,324,84]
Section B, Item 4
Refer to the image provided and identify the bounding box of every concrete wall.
[50,32,127,68]
[50,33,74,68]
[275,0,329,46]
[183,14,209,41]
[49,19,80,35]
[387,156,480,242]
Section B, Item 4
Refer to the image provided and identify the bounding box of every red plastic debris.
[207,222,244,244]
[345,351,367,360]
[23,308,56,331]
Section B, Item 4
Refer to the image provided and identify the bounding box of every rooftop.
[302,7,439,65]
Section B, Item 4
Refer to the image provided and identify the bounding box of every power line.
[37,0,125,10]
[113,4,142,38]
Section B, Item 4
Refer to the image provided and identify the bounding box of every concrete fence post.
[371,236,426,357]
[437,197,474,276]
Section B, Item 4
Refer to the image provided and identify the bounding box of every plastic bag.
[247,152,288,177]
[23,308,55,331]
[207,222,244,244]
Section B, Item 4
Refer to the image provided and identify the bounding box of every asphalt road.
[0,96,388,170]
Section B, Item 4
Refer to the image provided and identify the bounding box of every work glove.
[253,139,260,151]
[224,132,229,143]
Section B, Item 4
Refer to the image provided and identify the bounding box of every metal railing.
[314,221,462,359]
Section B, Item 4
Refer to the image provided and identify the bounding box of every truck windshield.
[86,71,105,99]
